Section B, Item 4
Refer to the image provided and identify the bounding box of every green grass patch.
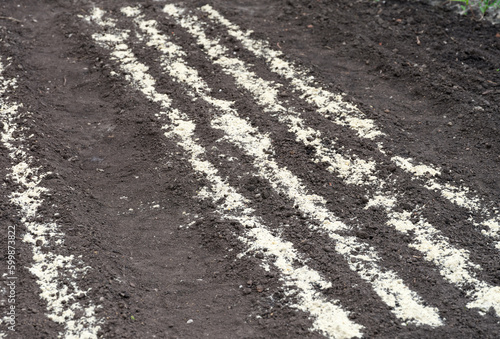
[450,0,500,17]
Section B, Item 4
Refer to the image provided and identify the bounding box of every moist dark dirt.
[0,0,499,338]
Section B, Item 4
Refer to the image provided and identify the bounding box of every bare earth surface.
[0,0,499,338]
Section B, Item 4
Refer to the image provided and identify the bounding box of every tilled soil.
[0,0,499,338]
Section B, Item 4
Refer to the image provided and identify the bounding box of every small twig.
[0,16,22,23]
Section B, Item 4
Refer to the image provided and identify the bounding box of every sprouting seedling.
[450,0,500,16]
[450,0,470,13]
[478,0,500,14]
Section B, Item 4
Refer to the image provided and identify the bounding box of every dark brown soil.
[0,0,499,338]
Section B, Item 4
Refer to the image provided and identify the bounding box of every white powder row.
[87,8,363,338]
[392,156,500,250]
[201,5,500,251]
[0,61,100,338]
[158,5,443,327]
[368,195,500,316]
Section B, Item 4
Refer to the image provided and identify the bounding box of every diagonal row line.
[0,59,100,338]
[392,156,500,250]
[199,4,500,250]
[121,6,444,327]
[160,4,500,318]
[85,8,364,339]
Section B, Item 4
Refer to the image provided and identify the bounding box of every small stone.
[186,319,193,324]
[256,285,264,293]
[119,291,130,299]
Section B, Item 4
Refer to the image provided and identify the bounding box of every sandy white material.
[369,196,500,316]
[161,5,376,187]
[200,4,382,140]
[0,61,100,338]
[202,4,500,249]
[166,4,500,320]
[392,156,500,249]
[81,7,116,27]
[90,10,363,338]
[158,5,443,327]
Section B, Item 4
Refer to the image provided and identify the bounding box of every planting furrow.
[85,8,364,339]
[392,156,500,250]
[132,5,445,327]
[0,60,100,338]
[161,4,500,319]
[199,4,500,249]
[367,195,500,316]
